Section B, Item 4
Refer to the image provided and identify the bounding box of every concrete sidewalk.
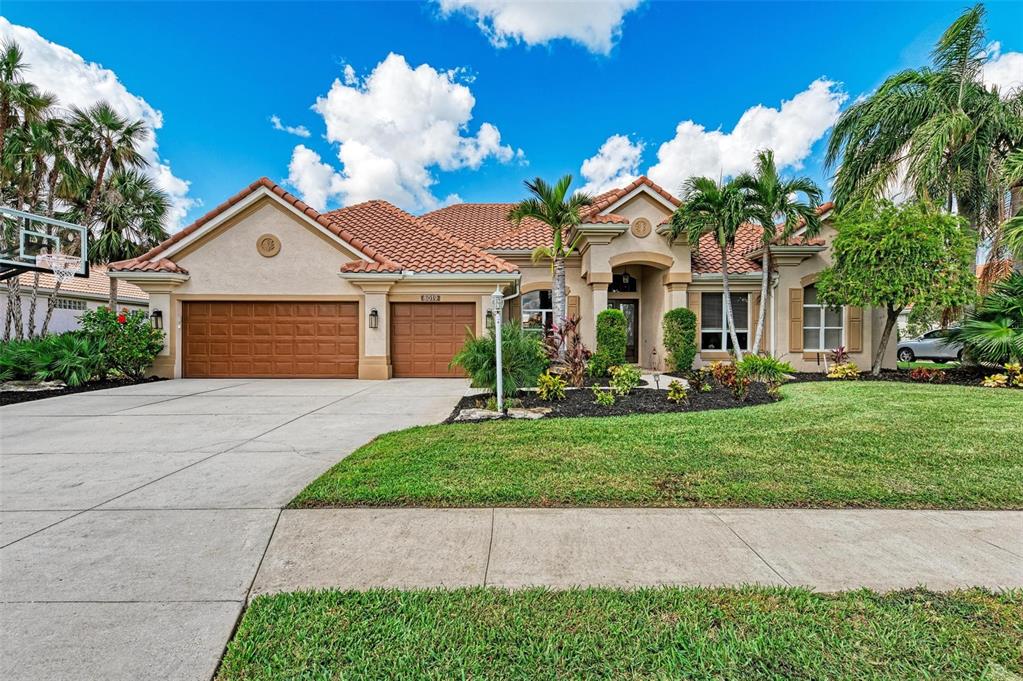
[252,508,1023,596]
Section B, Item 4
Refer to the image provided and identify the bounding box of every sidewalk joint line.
[709,510,791,587]
[483,508,496,587]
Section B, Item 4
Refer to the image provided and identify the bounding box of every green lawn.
[898,360,961,370]
[293,382,1023,509]
[217,587,1022,680]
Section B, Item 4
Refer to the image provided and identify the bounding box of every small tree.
[817,201,976,375]
[589,308,626,376]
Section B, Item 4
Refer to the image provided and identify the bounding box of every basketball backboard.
[0,206,89,278]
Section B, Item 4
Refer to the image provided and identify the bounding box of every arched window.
[521,289,553,333]
[802,284,843,350]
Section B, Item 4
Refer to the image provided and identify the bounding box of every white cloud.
[342,64,358,86]
[647,78,846,194]
[270,114,311,138]
[435,0,642,55]
[579,134,643,194]
[982,42,1023,93]
[288,53,521,211]
[0,18,196,231]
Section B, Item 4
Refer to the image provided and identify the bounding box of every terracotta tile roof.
[582,176,682,218]
[17,264,148,302]
[108,257,189,275]
[110,177,397,274]
[326,201,517,274]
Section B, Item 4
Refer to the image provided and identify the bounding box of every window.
[521,289,553,333]
[55,297,86,311]
[700,292,749,351]
[802,284,843,350]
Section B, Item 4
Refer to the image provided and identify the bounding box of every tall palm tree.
[668,177,759,360]
[507,175,591,359]
[69,102,146,225]
[68,169,169,309]
[735,150,824,353]
[826,4,1022,239]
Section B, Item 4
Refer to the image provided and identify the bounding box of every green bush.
[667,379,688,403]
[591,386,615,406]
[736,354,795,385]
[589,308,627,377]
[609,364,642,395]
[0,338,41,381]
[536,371,567,401]
[946,272,1022,365]
[80,308,164,379]
[451,323,548,398]
[663,307,697,373]
[32,333,107,387]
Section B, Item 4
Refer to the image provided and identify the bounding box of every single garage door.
[390,302,475,377]
[183,301,358,378]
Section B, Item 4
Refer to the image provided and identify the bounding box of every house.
[1,265,148,337]
[109,176,895,379]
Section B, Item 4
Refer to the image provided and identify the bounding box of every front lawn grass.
[898,360,960,369]
[293,382,1022,509]
[217,587,1023,680]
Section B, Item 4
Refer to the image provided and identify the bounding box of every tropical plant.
[536,371,567,401]
[608,364,642,396]
[826,5,1022,240]
[542,314,589,387]
[450,322,547,398]
[662,307,697,373]
[828,363,860,380]
[507,176,592,359]
[31,332,107,387]
[909,367,947,383]
[591,386,615,406]
[589,308,627,376]
[666,379,688,403]
[945,271,1023,364]
[817,201,976,374]
[981,373,1008,388]
[736,354,795,385]
[668,176,760,359]
[79,307,163,379]
[735,150,824,352]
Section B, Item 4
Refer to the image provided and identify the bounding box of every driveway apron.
[0,378,465,681]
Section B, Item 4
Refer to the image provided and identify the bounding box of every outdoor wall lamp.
[621,272,631,286]
[150,309,163,330]
[368,308,379,329]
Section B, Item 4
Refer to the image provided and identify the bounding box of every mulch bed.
[0,376,167,406]
[788,367,992,388]
[446,382,777,422]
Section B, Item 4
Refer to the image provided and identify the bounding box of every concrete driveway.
[0,377,465,681]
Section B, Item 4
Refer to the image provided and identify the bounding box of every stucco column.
[664,282,687,311]
[351,280,395,380]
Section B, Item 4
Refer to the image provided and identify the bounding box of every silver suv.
[896,329,963,363]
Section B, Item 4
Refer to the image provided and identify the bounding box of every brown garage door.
[390,302,475,377]
[183,301,358,378]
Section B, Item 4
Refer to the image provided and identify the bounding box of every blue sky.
[3,1,1022,230]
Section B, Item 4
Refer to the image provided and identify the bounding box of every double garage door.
[182,301,474,379]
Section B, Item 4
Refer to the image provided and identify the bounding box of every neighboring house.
[1,265,148,337]
[109,176,895,379]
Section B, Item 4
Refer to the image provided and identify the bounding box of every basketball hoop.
[35,253,83,283]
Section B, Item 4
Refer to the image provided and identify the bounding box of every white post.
[491,287,504,412]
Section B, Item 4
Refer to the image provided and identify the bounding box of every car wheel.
[898,348,915,362]
[957,349,964,362]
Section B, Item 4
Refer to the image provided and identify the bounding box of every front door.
[608,300,638,363]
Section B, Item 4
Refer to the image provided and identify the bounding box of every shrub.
[608,364,642,396]
[451,322,547,398]
[708,361,751,401]
[945,272,1022,365]
[536,371,567,401]
[32,333,107,387]
[830,346,850,365]
[908,367,946,383]
[667,380,688,403]
[589,309,626,377]
[543,315,590,387]
[1006,363,1022,387]
[0,338,41,381]
[981,373,1008,388]
[663,307,697,373]
[483,395,522,411]
[827,362,860,380]
[591,386,615,406]
[736,354,794,385]
[80,308,164,379]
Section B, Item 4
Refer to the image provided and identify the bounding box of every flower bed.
[446,382,776,422]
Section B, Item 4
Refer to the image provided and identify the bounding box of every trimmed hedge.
[663,307,697,372]
[589,308,627,376]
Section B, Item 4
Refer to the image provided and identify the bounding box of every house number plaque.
[421,294,441,302]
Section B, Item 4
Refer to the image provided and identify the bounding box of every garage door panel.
[184,301,358,378]
[390,302,474,378]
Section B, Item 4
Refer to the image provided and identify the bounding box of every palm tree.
[69,169,169,309]
[507,175,591,359]
[668,176,759,360]
[946,271,1023,364]
[826,4,1022,240]
[735,150,824,353]
[69,102,146,225]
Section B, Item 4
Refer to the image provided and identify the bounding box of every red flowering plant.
[80,307,164,379]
